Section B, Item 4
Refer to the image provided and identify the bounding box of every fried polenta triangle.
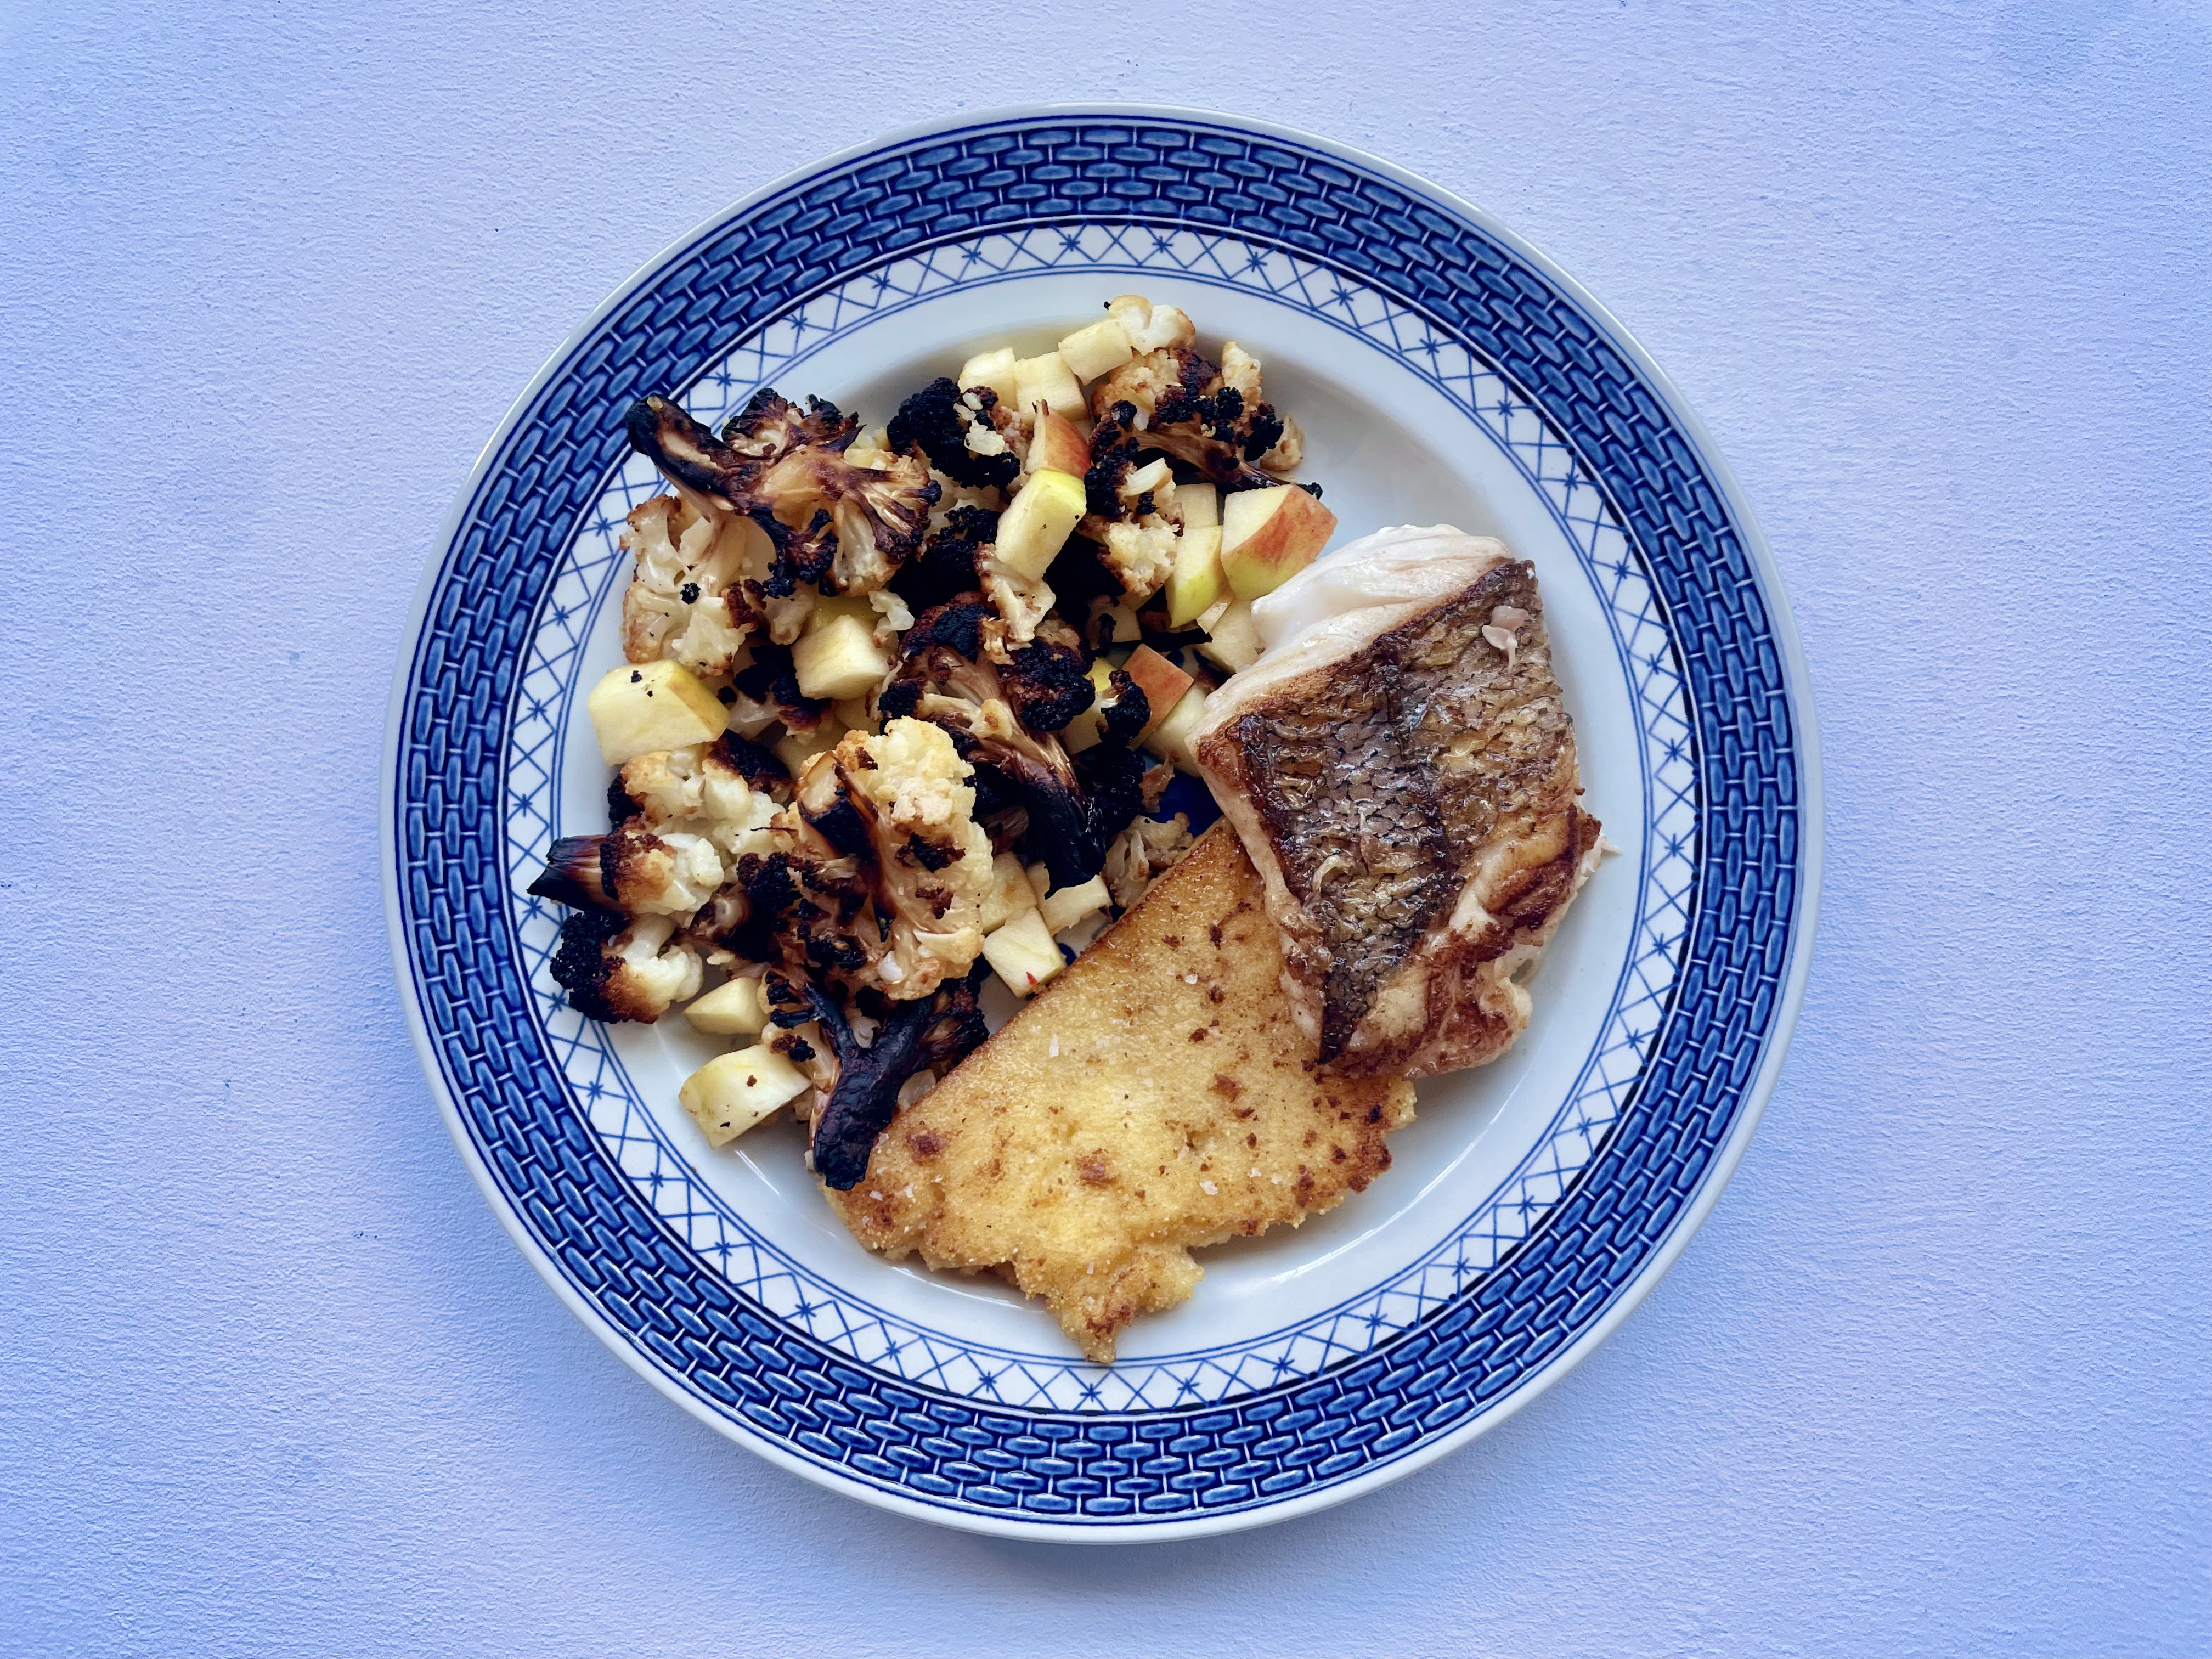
[826,823,1416,1362]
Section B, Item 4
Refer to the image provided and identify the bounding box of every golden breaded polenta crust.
[825,823,1417,1362]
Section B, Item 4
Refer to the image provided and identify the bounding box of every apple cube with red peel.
[1143,685,1212,772]
[1119,645,1195,742]
[1030,410,1090,478]
[1220,485,1337,600]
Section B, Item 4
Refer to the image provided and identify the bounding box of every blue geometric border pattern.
[394,116,1798,1525]
[499,229,1699,1414]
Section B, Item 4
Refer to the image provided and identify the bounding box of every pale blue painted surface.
[1,2,2205,1653]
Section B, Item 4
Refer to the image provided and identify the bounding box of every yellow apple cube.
[679,1046,811,1146]
[586,659,726,765]
[1056,317,1133,382]
[791,613,891,701]
[982,909,1065,998]
[683,977,771,1036]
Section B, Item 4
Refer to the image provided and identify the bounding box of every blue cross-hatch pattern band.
[394,115,1799,1523]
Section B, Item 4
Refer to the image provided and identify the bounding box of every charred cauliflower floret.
[627,390,941,606]
[880,600,1148,890]
[1081,403,1183,601]
[1087,326,1305,494]
[723,644,832,743]
[531,823,725,917]
[618,495,765,676]
[613,733,785,860]
[996,619,1093,733]
[773,966,993,1190]
[792,719,992,1001]
[891,504,997,614]
[886,377,1020,493]
[547,910,703,1023]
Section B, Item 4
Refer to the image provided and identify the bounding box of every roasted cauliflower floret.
[1081,405,1183,601]
[1105,295,1197,352]
[891,504,998,614]
[615,736,784,860]
[626,390,941,605]
[978,553,1056,644]
[886,377,1020,493]
[996,620,1093,733]
[879,600,1148,891]
[618,495,765,676]
[529,823,724,917]
[1087,334,1305,493]
[547,910,702,1023]
[792,719,992,1000]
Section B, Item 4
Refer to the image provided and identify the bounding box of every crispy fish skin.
[825,824,1414,1363]
[1194,528,1600,1078]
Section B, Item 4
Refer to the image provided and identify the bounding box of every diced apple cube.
[983,909,1065,998]
[791,613,891,701]
[1221,485,1338,600]
[587,659,726,765]
[1166,525,1225,628]
[995,468,1087,579]
[684,977,771,1036]
[979,851,1040,932]
[679,1045,811,1146]
[1037,873,1110,936]
[1057,317,1133,382]
[1119,645,1195,742]
[1178,482,1219,531]
[1029,410,1090,478]
[1143,685,1211,773]
[1013,351,1085,420]
[1196,599,1262,673]
[957,346,1020,405]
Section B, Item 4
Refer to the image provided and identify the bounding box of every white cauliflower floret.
[608,915,703,1009]
[812,720,994,997]
[619,495,767,676]
[1098,521,1178,600]
[1084,459,1182,602]
[618,742,781,860]
[858,717,977,832]
[619,831,725,915]
[1221,343,1304,472]
[1107,295,1196,352]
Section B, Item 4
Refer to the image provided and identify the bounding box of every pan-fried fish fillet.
[1192,524,1601,1079]
[826,823,1416,1363]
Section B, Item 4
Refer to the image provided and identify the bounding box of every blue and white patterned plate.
[382,106,1819,1540]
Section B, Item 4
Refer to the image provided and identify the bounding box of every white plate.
[384,105,1820,1541]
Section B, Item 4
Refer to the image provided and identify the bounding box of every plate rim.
[380,100,1823,1543]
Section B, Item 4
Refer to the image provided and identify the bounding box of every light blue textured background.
[3,2,2206,1654]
